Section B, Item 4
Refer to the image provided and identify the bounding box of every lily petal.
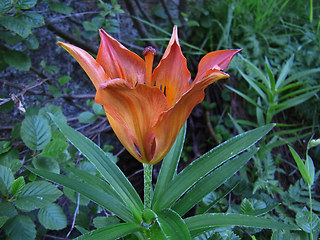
[153,29,191,106]
[95,79,169,163]
[97,29,145,86]
[152,70,229,164]
[194,49,242,84]
[58,42,108,90]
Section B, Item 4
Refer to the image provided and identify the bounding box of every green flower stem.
[143,163,153,209]
[309,186,313,240]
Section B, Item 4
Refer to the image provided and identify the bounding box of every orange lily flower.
[58,26,241,165]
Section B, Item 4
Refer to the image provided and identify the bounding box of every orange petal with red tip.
[58,42,108,90]
[162,25,179,59]
[152,70,229,164]
[97,29,145,86]
[152,28,191,106]
[95,79,169,163]
[194,49,242,84]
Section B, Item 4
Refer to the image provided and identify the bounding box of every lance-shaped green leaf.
[156,209,191,240]
[49,114,143,222]
[185,213,299,236]
[288,146,312,186]
[172,149,257,216]
[76,222,144,240]
[27,167,134,223]
[152,123,186,206]
[152,124,274,211]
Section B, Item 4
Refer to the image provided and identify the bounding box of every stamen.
[143,46,157,86]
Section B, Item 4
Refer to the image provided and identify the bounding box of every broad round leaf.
[40,139,69,157]
[0,16,31,38]
[3,50,31,71]
[14,180,62,211]
[21,116,51,150]
[5,215,36,240]
[38,203,67,230]
[32,156,60,174]
[0,165,14,196]
[78,111,97,123]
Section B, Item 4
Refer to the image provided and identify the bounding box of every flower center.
[143,46,157,86]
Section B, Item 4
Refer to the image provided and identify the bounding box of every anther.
[142,46,157,57]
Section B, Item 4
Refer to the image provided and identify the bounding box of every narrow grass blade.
[49,114,143,222]
[241,56,269,88]
[238,69,269,103]
[225,85,261,109]
[276,54,294,89]
[26,167,134,222]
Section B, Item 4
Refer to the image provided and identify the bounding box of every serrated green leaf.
[63,187,90,206]
[0,216,8,228]
[58,75,71,85]
[24,34,39,49]
[5,215,36,240]
[0,16,31,38]
[50,2,73,14]
[38,104,67,127]
[16,0,37,9]
[0,141,11,154]
[296,207,320,233]
[38,203,67,230]
[18,12,44,28]
[14,180,62,211]
[0,0,11,15]
[0,202,18,219]
[3,50,31,71]
[21,116,51,150]
[76,223,143,240]
[10,176,25,197]
[41,139,69,157]
[0,149,21,173]
[157,209,191,240]
[78,111,97,123]
[32,156,60,174]
[0,165,14,196]
[240,198,255,214]
[93,216,120,229]
[48,85,62,98]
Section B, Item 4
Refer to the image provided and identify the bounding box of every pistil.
[143,46,157,86]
